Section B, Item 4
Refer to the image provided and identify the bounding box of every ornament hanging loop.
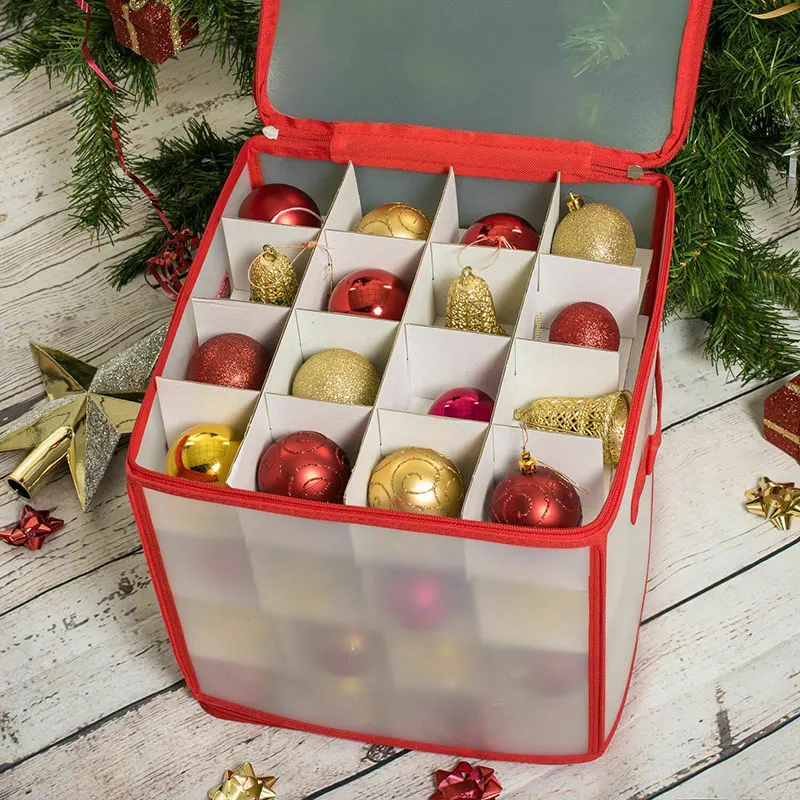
[456,235,509,273]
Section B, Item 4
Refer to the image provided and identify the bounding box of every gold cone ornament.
[514,390,631,467]
[445,266,508,337]
[551,193,637,266]
[0,327,167,510]
[248,244,298,306]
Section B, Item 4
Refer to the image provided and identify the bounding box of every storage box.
[126,0,712,763]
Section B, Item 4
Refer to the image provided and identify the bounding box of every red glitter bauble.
[328,268,409,321]
[256,430,351,504]
[490,465,582,528]
[238,183,322,227]
[185,333,271,390]
[461,213,540,251]
[549,301,620,352]
[428,386,494,422]
[382,570,452,630]
[314,627,374,676]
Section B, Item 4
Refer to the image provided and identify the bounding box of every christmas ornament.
[551,193,637,266]
[248,245,299,306]
[105,0,198,65]
[0,505,64,551]
[745,477,800,531]
[328,268,409,321]
[764,374,800,461]
[514,390,631,468]
[0,327,167,511]
[367,447,465,517]
[381,569,452,630]
[549,301,621,352]
[166,423,241,486]
[490,450,582,528]
[445,267,508,337]
[314,628,374,676]
[186,334,271,391]
[208,762,277,800]
[356,202,431,240]
[292,348,380,406]
[430,761,503,800]
[238,183,322,227]
[461,212,540,251]
[144,227,200,300]
[256,430,351,503]
[429,387,494,422]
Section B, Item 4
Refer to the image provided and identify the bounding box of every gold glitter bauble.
[367,447,465,517]
[355,203,431,240]
[166,423,241,485]
[292,348,380,406]
[248,245,298,306]
[444,266,508,337]
[551,194,636,266]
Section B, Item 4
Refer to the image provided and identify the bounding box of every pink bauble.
[461,212,540,251]
[549,301,620,352]
[238,183,322,227]
[185,333,270,390]
[382,570,452,631]
[428,387,494,422]
[328,268,409,321]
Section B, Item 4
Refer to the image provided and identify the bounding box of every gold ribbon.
[765,419,800,446]
[208,763,277,800]
[749,2,800,18]
[745,477,800,530]
[121,0,184,56]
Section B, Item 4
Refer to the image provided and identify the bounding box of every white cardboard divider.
[221,217,320,299]
[377,324,510,415]
[220,165,254,220]
[493,339,620,427]
[428,168,459,245]
[623,315,650,392]
[136,391,168,473]
[294,228,425,314]
[538,173,562,255]
[264,309,398,397]
[322,162,362,232]
[188,226,232,300]
[161,302,200,381]
[345,408,488,508]
[192,297,290,354]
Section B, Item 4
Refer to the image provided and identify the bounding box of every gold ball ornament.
[292,348,380,406]
[551,193,637,266]
[248,244,298,306]
[356,202,431,240]
[445,266,508,337]
[166,423,241,486]
[367,447,465,518]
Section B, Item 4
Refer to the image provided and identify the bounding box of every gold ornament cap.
[248,244,298,306]
[292,348,380,406]
[356,202,431,240]
[444,266,508,337]
[166,423,241,485]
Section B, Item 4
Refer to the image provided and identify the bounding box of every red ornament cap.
[549,301,620,352]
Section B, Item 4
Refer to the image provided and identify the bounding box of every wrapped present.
[764,374,800,461]
[105,0,198,64]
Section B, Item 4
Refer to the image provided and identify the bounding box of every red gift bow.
[430,761,503,800]
[0,505,65,551]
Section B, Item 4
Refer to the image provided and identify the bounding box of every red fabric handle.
[631,347,663,524]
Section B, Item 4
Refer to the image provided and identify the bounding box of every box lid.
[255,0,712,181]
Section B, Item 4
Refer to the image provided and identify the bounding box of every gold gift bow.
[749,2,800,18]
[744,477,800,530]
[122,0,183,56]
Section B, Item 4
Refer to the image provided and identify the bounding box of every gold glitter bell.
[444,266,508,337]
[248,245,298,306]
[551,193,637,266]
[514,390,631,467]
[356,202,431,240]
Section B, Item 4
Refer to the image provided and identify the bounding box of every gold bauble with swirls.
[166,423,240,485]
[292,348,380,406]
[356,202,431,240]
[367,446,465,517]
[551,193,636,266]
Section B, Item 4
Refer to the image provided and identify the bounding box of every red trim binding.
[588,544,606,754]
[631,349,663,525]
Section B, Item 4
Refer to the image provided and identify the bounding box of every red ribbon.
[430,762,503,800]
[1,505,64,551]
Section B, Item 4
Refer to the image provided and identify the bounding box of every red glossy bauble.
[549,301,620,352]
[185,333,271,390]
[314,628,374,676]
[461,212,540,251]
[428,386,494,422]
[490,466,582,528]
[238,183,322,227]
[382,570,452,631]
[328,268,409,321]
[256,430,351,503]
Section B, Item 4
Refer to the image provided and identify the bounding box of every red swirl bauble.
[256,430,351,503]
[328,268,409,321]
[549,301,620,352]
[185,333,271,390]
[490,466,582,528]
[428,386,494,422]
[461,212,540,251]
[381,570,452,631]
[238,183,322,227]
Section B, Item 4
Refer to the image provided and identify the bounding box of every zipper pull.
[262,125,279,140]
[627,165,645,179]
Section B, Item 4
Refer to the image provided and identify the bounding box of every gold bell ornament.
[445,266,508,337]
[356,202,431,240]
[551,193,637,266]
[514,390,631,467]
[248,244,298,306]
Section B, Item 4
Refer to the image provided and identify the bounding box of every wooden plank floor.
[1,47,799,800]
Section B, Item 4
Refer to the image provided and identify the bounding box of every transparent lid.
[265,0,693,156]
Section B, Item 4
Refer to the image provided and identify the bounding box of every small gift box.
[764,374,800,461]
[105,0,198,64]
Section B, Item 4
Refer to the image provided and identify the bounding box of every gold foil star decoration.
[0,326,167,511]
[208,762,277,800]
[745,477,800,530]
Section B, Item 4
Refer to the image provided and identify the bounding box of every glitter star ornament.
[208,762,277,800]
[0,326,167,511]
